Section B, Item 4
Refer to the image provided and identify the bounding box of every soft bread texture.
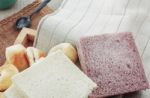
[6,44,29,71]
[26,47,46,66]
[13,51,97,98]
[49,43,78,63]
[3,59,46,98]
[4,85,25,98]
[0,64,18,92]
[77,32,149,97]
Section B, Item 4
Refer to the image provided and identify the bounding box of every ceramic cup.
[0,0,17,9]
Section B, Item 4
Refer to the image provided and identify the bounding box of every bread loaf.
[12,51,97,98]
[77,32,149,97]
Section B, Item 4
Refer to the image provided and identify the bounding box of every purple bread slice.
[77,32,149,98]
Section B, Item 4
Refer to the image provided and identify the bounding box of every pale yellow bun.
[0,64,18,92]
[49,43,78,63]
[5,44,29,71]
[26,47,46,66]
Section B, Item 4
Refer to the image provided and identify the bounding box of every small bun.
[6,44,29,71]
[0,64,18,92]
[49,43,78,63]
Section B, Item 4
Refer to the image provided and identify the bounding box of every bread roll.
[49,43,78,63]
[26,47,46,66]
[6,44,29,71]
[0,64,18,92]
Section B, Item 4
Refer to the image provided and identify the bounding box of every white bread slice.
[4,85,25,98]
[12,51,97,98]
[4,60,46,98]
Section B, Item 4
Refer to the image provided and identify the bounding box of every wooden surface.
[0,0,53,65]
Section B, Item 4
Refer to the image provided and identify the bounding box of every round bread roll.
[0,64,18,92]
[49,43,78,63]
[26,47,46,66]
[6,44,29,71]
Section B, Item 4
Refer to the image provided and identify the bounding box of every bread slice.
[77,32,149,97]
[4,85,25,98]
[12,51,97,98]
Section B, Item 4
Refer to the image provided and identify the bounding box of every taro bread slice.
[12,51,97,98]
[77,32,149,98]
